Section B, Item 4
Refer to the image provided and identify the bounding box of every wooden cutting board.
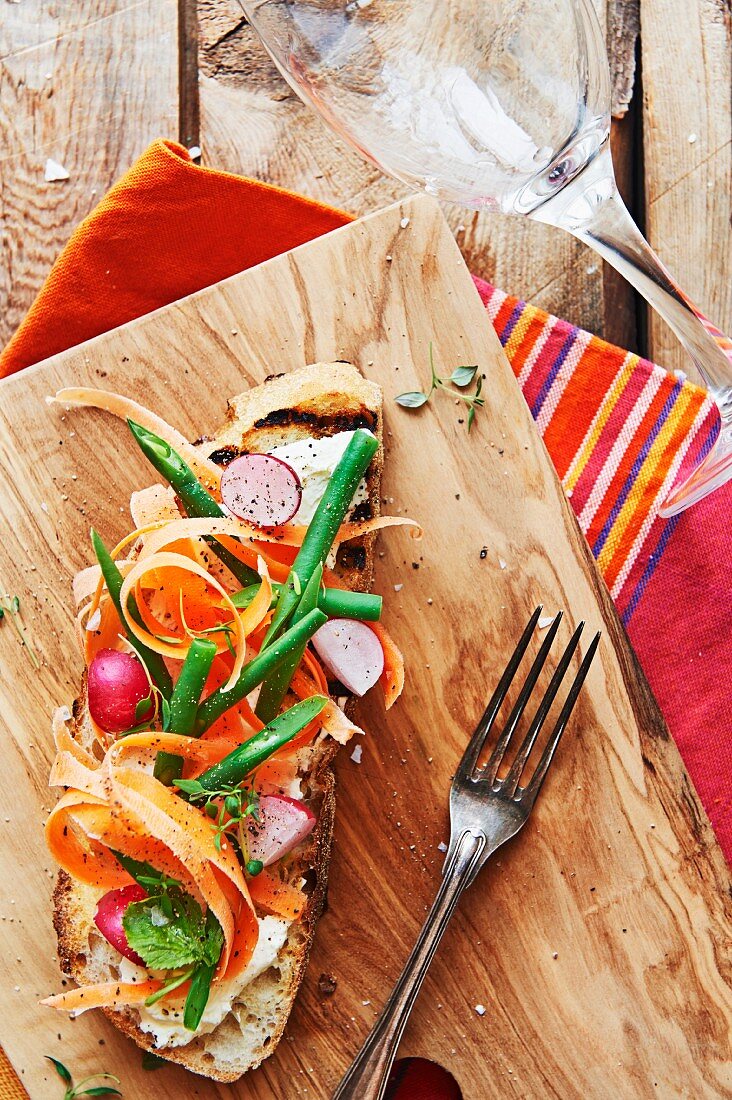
[0,196,730,1100]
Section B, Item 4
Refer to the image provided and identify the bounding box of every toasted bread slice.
[52,362,382,1081]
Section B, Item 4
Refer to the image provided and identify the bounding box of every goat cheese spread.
[267,430,371,525]
[119,915,291,1048]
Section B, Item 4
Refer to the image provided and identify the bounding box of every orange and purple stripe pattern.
[474,280,720,625]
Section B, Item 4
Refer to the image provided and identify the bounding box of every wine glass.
[238,0,732,516]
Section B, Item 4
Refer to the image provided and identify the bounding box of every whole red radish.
[220,453,302,528]
[87,649,154,733]
[246,795,316,868]
[94,884,148,965]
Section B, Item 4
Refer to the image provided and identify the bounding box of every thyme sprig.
[45,1056,121,1098]
[175,777,261,854]
[395,344,485,431]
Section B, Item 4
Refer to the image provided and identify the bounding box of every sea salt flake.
[475,1004,486,1016]
[400,217,410,228]
[538,615,555,629]
[688,133,698,144]
[437,841,448,852]
[86,608,102,632]
[394,583,403,592]
[44,158,70,182]
[40,502,49,513]
[499,558,507,570]
[350,744,363,764]
[188,145,202,159]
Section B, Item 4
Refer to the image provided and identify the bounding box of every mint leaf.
[123,891,208,970]
[395,391,429,409]
[450,365,478,387]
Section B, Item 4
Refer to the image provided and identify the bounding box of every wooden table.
[1,1,730,383]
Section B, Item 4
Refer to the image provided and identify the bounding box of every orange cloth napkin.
[1,140,349,377]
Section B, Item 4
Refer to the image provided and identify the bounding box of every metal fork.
[332,607,601,1100]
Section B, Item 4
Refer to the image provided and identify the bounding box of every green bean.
[91,529,173,698]
[260,428,379,651]
[183,960,216,1031]
[191,696,327,794]
[127,419,260,588]
[255,564,323,724]
[232,582,382,622]
[194,608,327,734]
[153,637,217,786]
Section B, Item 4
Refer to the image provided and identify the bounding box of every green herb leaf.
[467,406,476,433]
[134,695,153,722]
[450,365,478,387]
[141,1051,166,1071]
[174,778,206,798]
[76,1089,123,1097]
[201,907,225,967]
[395,391,429,409]
[123,890,218,971]
[46,1057,72,1085]
[11,595,20,614]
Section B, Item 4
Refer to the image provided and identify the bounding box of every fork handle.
[332,829,486,1100]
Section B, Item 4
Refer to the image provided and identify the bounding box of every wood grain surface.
[641,0,732,382]
[0,0,178,349]
[0,197,730,1100]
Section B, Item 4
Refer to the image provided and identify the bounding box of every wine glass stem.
[533,146,732,422]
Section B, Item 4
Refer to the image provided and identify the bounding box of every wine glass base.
[658,424,732,517]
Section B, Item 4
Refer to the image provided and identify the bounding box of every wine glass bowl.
[246,0,610,214]
[241,0,732,515]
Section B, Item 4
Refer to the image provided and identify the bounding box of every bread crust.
[51,362,382,1080]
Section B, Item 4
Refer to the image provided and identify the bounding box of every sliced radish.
[220,453,302,527]
[246,795,316,868]
[94,884,148,965]
[312,618,385,696]
[87,649,154,733]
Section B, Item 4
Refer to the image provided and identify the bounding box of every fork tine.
[483,610,563,784]
[503,620,584,796]
[523,630,601,801]
[454,605,543,783]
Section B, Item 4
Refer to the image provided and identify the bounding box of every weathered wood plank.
[197,0,638,346]
[641,0,732,381]
[0,0,179,350]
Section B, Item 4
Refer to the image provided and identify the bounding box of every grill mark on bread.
[253,405,377,434]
